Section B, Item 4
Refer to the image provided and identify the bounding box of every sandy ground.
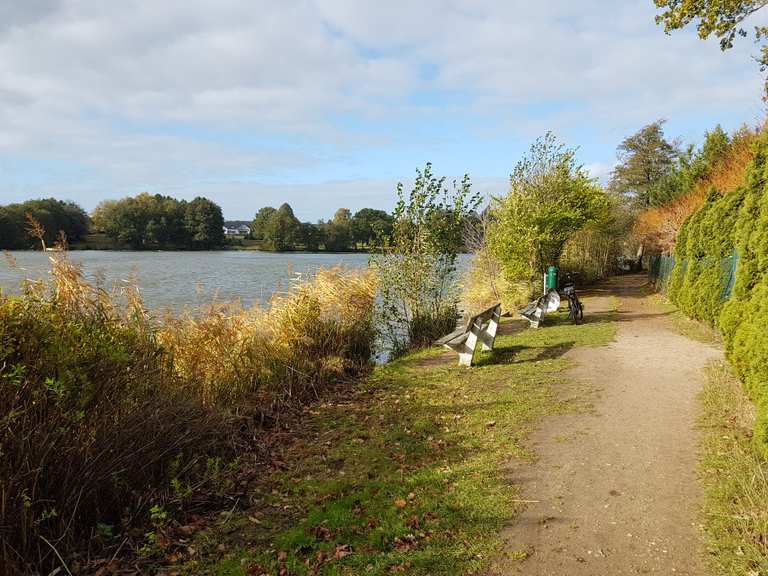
[492,274,722,576]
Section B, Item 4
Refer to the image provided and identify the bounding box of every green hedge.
[667,132,768,457]
[669,187,746,324]
[718,134,768,455]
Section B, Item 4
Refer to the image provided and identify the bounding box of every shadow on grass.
[585,310,672,324]
[473,341,575,367]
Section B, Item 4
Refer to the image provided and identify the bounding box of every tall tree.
[351,208,393,246]
[609,120,679,208]
[266,203,302,251]
[184,197,225,249]
[490,132,610,286]
[0,198,90,249]
[250,206,277,241]
[300,221,323,251]
[324,208,353,251]
[654,0,768,66]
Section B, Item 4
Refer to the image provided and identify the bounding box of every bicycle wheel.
[568,299,578,324]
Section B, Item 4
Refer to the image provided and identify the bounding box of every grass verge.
[699,360,768,576]
[649,293,721,345]
[176,307,617,576]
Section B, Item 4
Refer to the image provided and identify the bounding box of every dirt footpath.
[495,274,722,576]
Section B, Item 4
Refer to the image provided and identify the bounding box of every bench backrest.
[464,303,501,331]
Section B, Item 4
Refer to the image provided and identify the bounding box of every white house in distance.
[223,224,251,236]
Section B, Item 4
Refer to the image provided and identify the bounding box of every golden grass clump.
[160,266,378,416]
[0,255,378,574]
[461,249,531,315]
[0,254,227,573]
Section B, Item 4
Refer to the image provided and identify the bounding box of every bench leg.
[529,303,545,328]
[480,308,500,351]
[459,330,479,367]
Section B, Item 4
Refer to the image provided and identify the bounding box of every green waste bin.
[545,266,558,290]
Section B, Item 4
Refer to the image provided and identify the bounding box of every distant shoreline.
[7,245,374,255]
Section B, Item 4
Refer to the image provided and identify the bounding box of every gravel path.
[494,274,722,575]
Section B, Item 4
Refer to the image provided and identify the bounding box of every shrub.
[558,227,623,284]
[461,210,531,314]
[160,267,377,416]
[0,257,227,573]
[717,133,768,456]
[0,256,378,573]
[668,187,746,324]
[373,163,480,355]
[634,125,757,254]
[489,133,609,288]
[664,129,768,457]
[461,249,530,314]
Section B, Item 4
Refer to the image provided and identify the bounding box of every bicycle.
[560,272,583,324]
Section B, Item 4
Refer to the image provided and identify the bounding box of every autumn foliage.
[634,127,758,253]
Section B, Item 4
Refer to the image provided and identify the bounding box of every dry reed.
[0,254,377,574]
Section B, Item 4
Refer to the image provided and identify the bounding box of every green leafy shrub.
[489,133,610,291]
[666,130,768,457]
[373,163,480,355]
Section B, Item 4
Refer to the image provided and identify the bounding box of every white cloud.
[0,0,765,218]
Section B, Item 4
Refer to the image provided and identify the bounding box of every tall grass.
[461,248,531,314]
[160,268,378,417]
[0,255,377,574]
[700,361,768,576]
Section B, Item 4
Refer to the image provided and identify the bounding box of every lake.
[0,251,373,311]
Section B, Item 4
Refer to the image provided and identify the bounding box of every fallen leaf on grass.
[394,534,417,552]
[311,524,333,541]
[406,515,420,529]
[334,544,352,559]
[393,498,407,509]
[390,560,412,573]
[177,524,197,536]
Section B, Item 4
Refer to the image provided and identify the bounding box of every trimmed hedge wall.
[719,134,768,454]
[668,132,768,456]
[668,187,746,324]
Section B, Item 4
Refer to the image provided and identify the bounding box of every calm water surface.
[0,251,372,310]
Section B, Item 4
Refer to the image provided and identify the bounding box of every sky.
[0,1,766,222]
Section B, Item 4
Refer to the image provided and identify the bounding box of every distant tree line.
[1,194,408,253]
[92,193,225,249]
[250,204,394,251]
[0,198,89,249]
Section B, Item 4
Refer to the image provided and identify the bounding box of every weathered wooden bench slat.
[434,303,501,367]
[435,327,468,346]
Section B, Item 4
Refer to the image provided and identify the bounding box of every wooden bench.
[519,289,560,328]
[435,303,501,367]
